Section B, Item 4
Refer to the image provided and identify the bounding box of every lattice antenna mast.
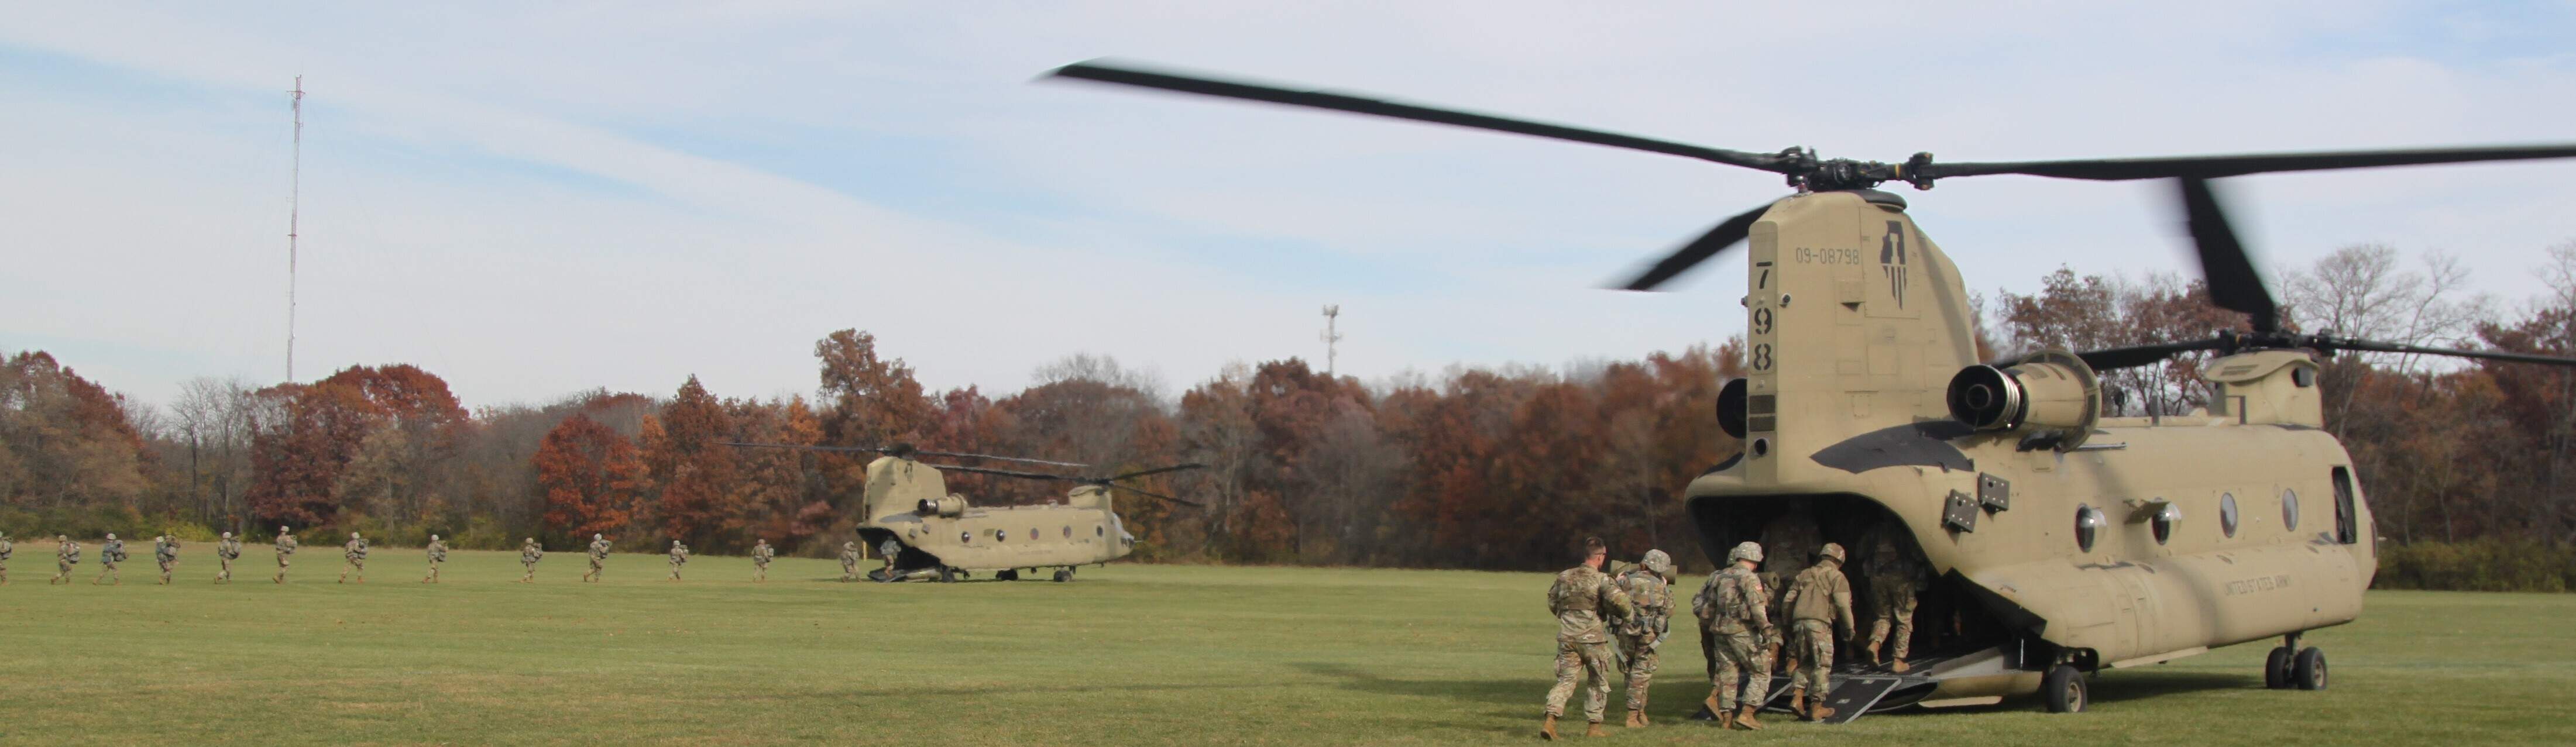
[286,75,304,382]
[1320,305,1343,377]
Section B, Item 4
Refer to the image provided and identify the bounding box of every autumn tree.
[534,413,648,545]
[645,375,736,549]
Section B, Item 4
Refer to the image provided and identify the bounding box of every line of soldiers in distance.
[1539,518,1926,738]
[0,528,879,585]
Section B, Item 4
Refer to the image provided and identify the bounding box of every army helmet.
[1817,542,1847,564]
[1729,541,1764,564]
[1640,549,1674,577]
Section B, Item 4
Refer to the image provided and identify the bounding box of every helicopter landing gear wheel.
[2264,646,2294,689]
[937,566,957,583]
[1052,568,1073,583]
[2042,665,2087,713]
[2293,648,2327,690]
[997,569,1019,581]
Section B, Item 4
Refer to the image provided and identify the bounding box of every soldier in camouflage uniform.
[0,531,13,584]
[1757,511,1820,672]
[1611,549,1674,728]
[273,526,297,584]
[839,541,861,583]
[751,539,775,582]
[338,532,369,583]
[518,538,545,583]
[215,531,242,583]
[584,533,611,583]
[52,535,79,584]
[94,533,125,585]
[154,535,181,584]
[667,540,689,581]
[1779,542,1857,721]
[1539,536,1634,740]
[1860,521,1928,672]
[1694,541,1774,730]
[424,534,449,583]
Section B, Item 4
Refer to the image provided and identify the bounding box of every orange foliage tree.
[533,413,647,545]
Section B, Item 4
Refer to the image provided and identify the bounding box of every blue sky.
[7,2,2576,409]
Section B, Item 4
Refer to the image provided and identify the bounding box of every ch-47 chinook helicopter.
[1046,61,2576,718]
[726,442,1201,582]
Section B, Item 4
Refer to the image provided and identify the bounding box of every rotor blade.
[2317,337,2576,366]
[1928,143,2576,181]
[916,450,1091,469]
[2075,338,2228,371]
[1100,463,1207,483]
[717,442,882,454]
[1614,202,1777,291]
[1046,60,1790,173]
[924,464,1074,481]
[1106,483,1205,508]
[2177,178,2279,332]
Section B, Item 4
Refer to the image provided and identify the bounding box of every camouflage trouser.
[1789,619,1835,693]
[1700,623,1719,679]
[54,560,71,583]
[754,560,768,580]
[426,560,442,581]
[341,559,364,581]
[1543,640,1616,722]
[218,557,233,581]
[521,561,537,581]
[276,555,291,582]
[1617,636,1659,711]
[1711,629,1771,711]
[97,560,118,582]
[669,561,683,580]
[585,559,603,581]
[1866,580,1918,660]
[159,559,176,582]
[840,560,857,581]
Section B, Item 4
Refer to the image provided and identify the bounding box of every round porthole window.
[994,529,1008,543]
[2151,504,2181,545]
[959,531,971,544]
[1063,526,1073,538]
[2283,489,2300,531]
[2220,493,2240,538]
[2075,505,2104,552]
[1029,528,1039,541]
[1095,525,1104,537]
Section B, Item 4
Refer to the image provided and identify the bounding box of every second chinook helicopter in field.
[728,442,1201,582]
[1047,60,2576,719]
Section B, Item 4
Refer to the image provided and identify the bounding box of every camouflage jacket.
[344,538,369,562]
[521,543,544,564]
[1860,527,1929,588]
[60,540,81,564]
[276,535,298,556]
[1,538,13,561]
[1781,562,1856,634]
[839,543,861,565]
[669,545,689,564]
[1547,564,1636,645]
[427,540,448,562]
[156,538,180,563]
[1612,568,1671,645]
[588,539,612,560]
[1693,566,1770,635]
[752,545,775,564]
[102,539,126,563]
[217,538,242,560]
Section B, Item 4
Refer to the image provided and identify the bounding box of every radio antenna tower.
[285,75,304,382]
[1320,305,1343,377]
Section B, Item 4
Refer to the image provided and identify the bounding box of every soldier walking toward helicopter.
[1611,549,1674,728]
[215,531,241,583]
[1539,536,1634,740]
[1695,541,1774,730]
[1861,522,1929,672]
[1780,543,1858,721]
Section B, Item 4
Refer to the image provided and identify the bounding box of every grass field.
[1,549,2571,745]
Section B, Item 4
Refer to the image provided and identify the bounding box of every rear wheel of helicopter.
[997,569,1019,581]
[1052,568,1072,583]
[937,566,957,583]
[2263,646,2293,689]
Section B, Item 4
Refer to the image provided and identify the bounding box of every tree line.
[3,245,2570,576]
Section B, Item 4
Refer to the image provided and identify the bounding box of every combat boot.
[1540,714,1558,740]
[1787,689,1808,719]
[1863,641,1882,665]
[1890,658,1909,673]
[1624,709,1646,728]
[1584,721,1606,737]
[1805,694,1835,722]
[1733,705,1763,731]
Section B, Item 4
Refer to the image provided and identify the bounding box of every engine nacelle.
[917,495,967,517]
[1946,350,2101,451]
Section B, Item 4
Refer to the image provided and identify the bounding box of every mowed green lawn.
[1,549,2571,745]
